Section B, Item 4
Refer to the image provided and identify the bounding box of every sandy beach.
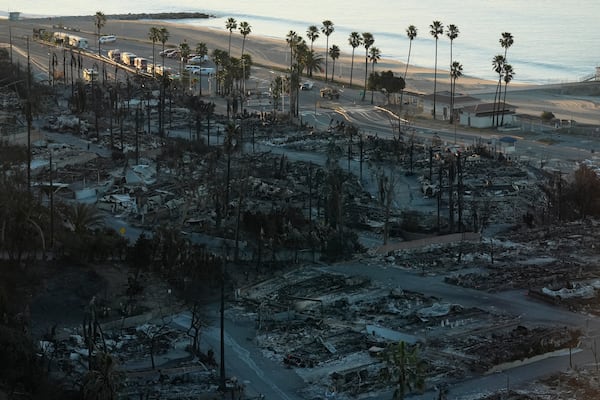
[29,16,600,125]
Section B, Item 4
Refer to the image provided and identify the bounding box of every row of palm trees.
[493,32,515,127]
[97,11,515,128]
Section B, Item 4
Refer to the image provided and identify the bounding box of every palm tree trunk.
[331,60,335,83]
[362,52,368,101]
[493,77,502,126]
[501,81,509,126]
[400,41,412,106]
[350,50,355,86]
[433,39,438,120]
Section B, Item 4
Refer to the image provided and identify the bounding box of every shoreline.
[21,14,504,94]
[8,15,600,124]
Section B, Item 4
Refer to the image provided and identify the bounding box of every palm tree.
[286,30,299,71]
[498,32,514,125]
[225,17,237,56]
[500,32,514,60]
[195,42,208,59]
[64,203,103,234]
[82,352,121,400]
[501,63,514,125]
[361,32,374,101]
[401,25,418,105]
[348,32,362,87]
[368,46,381,104]
[306,25,320,51]
[429,20,444,119]
[158,27,169,66]
[148,27,161,77]
[329,45,341,83]
[492,54,505,126]
[239,21,251,58]
[195,42,209,95]
[446,24,459,115]
[179,42,191,93]
[94,11,107,56]
[304,50,324,77]
[321,20,335,81]
[381,341,426,400]
[450,60,463,123]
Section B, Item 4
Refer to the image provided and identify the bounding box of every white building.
[459,103,517,128]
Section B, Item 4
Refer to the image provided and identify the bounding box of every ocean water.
[5,0,600,84]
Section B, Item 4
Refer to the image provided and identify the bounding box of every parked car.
[159,49,180,58]
[184,65,201,73]
[187,55,209,65]
[166,50,181,59]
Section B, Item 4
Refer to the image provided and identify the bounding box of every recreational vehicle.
[121,52,137,67]
[107,49,121,62]
[82,68,98,82]
[68,35,88,49]
[134,57,148,72]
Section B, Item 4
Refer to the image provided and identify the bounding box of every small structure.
[459,103,517,128]
[422,91,480,120]
[9,12,20,21]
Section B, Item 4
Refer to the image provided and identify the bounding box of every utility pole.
[49,151,54,249]
[26,36,32,191]
[219,258,226,392]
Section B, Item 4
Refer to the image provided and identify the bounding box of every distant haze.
[4,0,600,84]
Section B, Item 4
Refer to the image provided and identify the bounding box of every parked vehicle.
[187,55,208,65]
[134,57,149,72]
[199,67,215,75]
[320,87,340,99]
[107,49,121,62]
[82,68,98,82]
[154,65,170,76]
[159,48,178,57]
[168,51,181,59]
[99,35,117,44]
[184,65,201,73]
[121,52,136,67]
[68,34,88,49]
[53,32,88,49]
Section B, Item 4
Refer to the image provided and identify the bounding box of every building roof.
[422,91,480,105]
[461,102,516,116]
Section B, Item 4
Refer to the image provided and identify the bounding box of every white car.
[159,48,179,58]
[187,55,209,64]
[184,65,201,73]
[99,35,116,44]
